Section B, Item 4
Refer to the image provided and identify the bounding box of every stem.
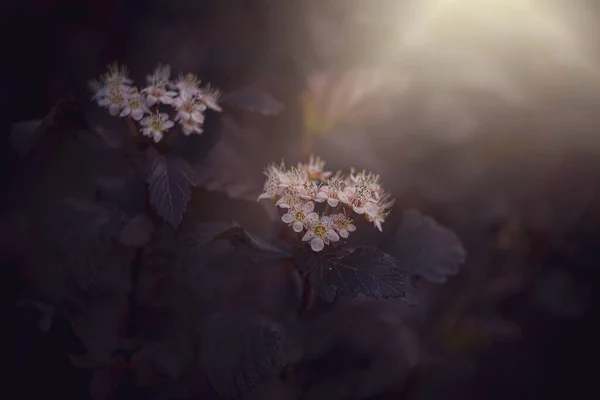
[124,117,138,137]
[297,269,317,317]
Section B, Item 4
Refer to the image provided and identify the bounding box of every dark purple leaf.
[115,214,155,247]
[178,221,236,257]
[42,198,124,290]
[387,210,466,284]
[199,312,297,399]
[220,88,285,116]
[146,153,196,229]
[193,116,269,201]
[307,247,417,304]
[77,125,124,150]
[10,119,45,156]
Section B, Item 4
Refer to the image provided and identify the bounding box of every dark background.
[2,1,600,399]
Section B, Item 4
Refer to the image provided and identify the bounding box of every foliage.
[7,61,472,400]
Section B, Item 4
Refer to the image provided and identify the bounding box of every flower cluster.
[258,156,394,252]
[89,62,222,142]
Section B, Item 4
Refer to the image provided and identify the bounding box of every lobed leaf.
[306,247,417,304]
[115,214,155,247]
[387,209,467,284]
[146,153,196,229]
[199,312,296,399]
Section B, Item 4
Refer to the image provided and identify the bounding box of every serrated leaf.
[10,119,45,155]
[115,214,154,247]
[193,116,270,201]
[215,225,291,260]
[199,313,294,399]
[77,125,124,150]
[146,153,195,229]
[387,210,466,283]
[179,221,236,256]
[307,247,417,303]
[220,88,285,116]
[42,198,123,290]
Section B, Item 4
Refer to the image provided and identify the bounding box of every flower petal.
[108,104,120,116]
[191,111,205,124]
[310,238,325,252]
[321,216,333,227]
[281,213,294,224]
[164,120,175,129]
[339,229,349,238]
[303,201,315,213]
[327,198,339,207]
[306,212,319,225]
[292,221,304,232]
[119,108,130,117]
[327,229,340,242]
[146,96,157,106]
[302,230,315,242]
[131,108,144,121]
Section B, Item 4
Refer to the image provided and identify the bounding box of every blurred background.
[2,0,600,399]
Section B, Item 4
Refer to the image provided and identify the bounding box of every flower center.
[111,94,124,105]
[337,218,350,229]
[294,211,306,221]
[151,119,163,130]
[313,225,327,238]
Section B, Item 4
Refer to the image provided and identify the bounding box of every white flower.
[172,73,202,96]
[140,112,174,143]
[332,213,356,238]
[316,174,347,207]
[180,119,204,136]
[172,92,206,123]
[367,195,394,232]
[98,87,130,116]
[119,91,149,121]
[279,166,309,192]
[341,170,381,216]
[141,64,177,106]
[298,155,332,181]
[257,163,287,201]
[281,201,314,232]
[275,187,304,209]
[103,62,133,87]
[302,213,340,252]
[299,180,321,201]
[199,85,223,112]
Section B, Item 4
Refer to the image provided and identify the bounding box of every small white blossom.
[302,213,340,252]
[332,213,356,238]
[257,162,287,201]
[97,87,130,116]
[298,155,332,181]
[281,201,314,232]
[316,173,347,207]
[172,73,202,97]
[141,64,177,106]
[90,63,134,107]
[275,187,305,209]
[198,85,223,112]
[279,166,309,192]
[180,119,204,136]
[119,91,149,121]
[172,92,206,124]
[367,194,395,232]
[140,112,174,143]
[340,170,381,216]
